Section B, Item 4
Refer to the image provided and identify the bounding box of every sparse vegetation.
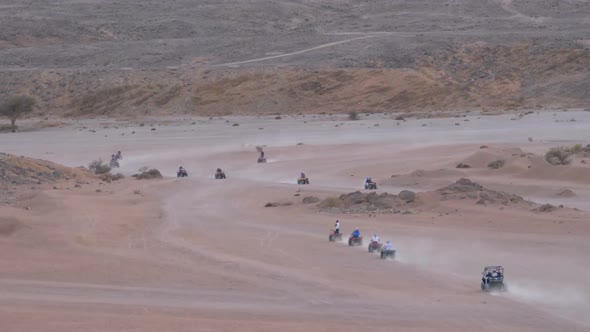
[133,168,162,180]
[545,147,573,166]
[487,160,505,169]
[88,159,112,175]
[99,173,124,183]
[0,95,36,132]
[567,144,583,154]
[348,111,359,120]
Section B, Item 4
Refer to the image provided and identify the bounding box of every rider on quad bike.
[177,166,188,177]
[109,154,120,168]
[351,228,360,238]
[297,172,309,184]
[368,233,383,252]
[383,240,393,251]
[334,220,340,234]
[215,168,226,179]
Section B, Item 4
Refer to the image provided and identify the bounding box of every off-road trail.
[1,112,589,331]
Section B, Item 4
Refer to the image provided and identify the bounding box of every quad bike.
[364,182,377,190]
[257,157,267,163]
[348,236,363,246]
[481,266,506,292]
[380,249,396,259]
[109,160,120,168]
[297,177,309,185]
[368,241,383,253]
[177,170,188,177]
[215,172,226,179]
[329,230,343,242]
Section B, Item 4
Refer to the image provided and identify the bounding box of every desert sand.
[1,110,589,331]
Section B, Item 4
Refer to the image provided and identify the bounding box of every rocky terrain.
[0,152,93,204]
[1,0,589,117]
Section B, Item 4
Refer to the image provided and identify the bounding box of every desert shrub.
[487,160,505,169]
[567,144,583,154]
[348,111,359,120]
[545,147,572,166]
[88,159,111,175]
[133,168,162,180]
[99,173,124,182]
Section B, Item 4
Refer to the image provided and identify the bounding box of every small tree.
[0,95,36,132]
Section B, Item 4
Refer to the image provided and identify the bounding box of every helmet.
[217,168,221,172]
[387,240,391,244]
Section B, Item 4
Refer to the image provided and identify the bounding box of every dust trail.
[504,281,590,327]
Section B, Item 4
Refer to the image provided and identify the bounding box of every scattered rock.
[556,189,576,198]
[437,178,527,206]
[456,163,471,168]
[150,128,156,131]
[480,145,488,149]
[534,204,556,212]
[302,196,320,204]
[232,123,239,126]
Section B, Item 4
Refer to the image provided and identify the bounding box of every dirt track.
[1,112,589,331]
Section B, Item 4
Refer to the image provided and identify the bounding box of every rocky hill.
[1,0,588,117]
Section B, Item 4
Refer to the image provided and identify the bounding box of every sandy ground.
[1,111,590,331]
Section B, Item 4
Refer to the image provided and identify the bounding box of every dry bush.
[487,160,505,169]
[545,147,572,165]
[348,111,359,120]
[567,144,583,154]
[88,159,112,175]
[99,173,124,182]
[133,168,162,180]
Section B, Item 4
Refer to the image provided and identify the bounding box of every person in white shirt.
[372,233,379,242]
[334,220,340,234]
[383,240,394,251]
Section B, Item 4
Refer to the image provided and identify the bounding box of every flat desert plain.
[1,111,589,331]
